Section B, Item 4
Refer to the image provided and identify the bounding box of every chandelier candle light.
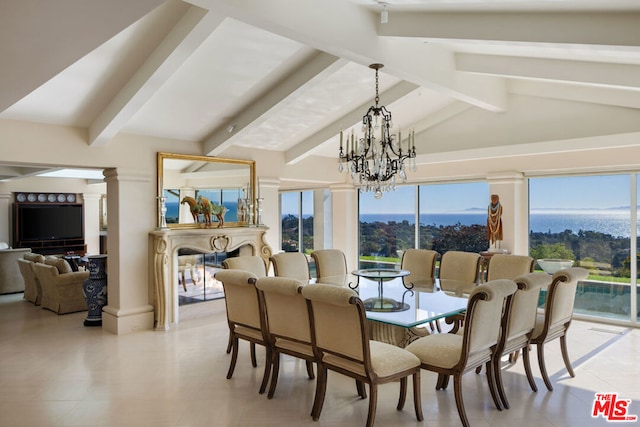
[338,63,416,199]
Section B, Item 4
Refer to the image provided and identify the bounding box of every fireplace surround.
[149,226,272,330]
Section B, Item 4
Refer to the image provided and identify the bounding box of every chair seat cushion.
[322,340,420,378]
[405,333,463,368]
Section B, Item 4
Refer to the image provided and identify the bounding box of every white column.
[258,177,280,252]
[82,193,101,255]
[486,172,528,255]
[0,192,10,244]
[330,184,358,271]
[313,189,332,250]
[102,168,155,334]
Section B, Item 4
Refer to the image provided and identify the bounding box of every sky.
[282,174,635,216]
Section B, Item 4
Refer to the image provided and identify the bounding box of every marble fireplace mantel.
[149,226,272,330]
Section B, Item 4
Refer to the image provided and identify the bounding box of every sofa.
[18,252,46,304]
[33,257,89,314]
[0,247,32,294]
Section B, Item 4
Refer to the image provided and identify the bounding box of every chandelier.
[338,63,416,199]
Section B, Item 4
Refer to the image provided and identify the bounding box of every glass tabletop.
[351,268,410,280]
[315,275,468,329]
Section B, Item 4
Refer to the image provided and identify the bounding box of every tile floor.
[0,292,638,427]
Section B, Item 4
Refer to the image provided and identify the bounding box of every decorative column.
[330,184,358,271]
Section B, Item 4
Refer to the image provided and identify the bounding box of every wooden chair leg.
[397,377,407,410]
[356,379,367,399]
[267,351,280,399]
[412,371,424,421]
[453,374,470,427]
[227,336,239,379]
[494,352,510,409]
[226,333,233,354]
[250,342,257,367]
[365,384,378,427]
[258,346,272,394]
[311,366,328,420]
[485,360,503,411]
[522,344,538,392]
[305,360,315,379]
[560,334,575,377]
[537,342,554,391]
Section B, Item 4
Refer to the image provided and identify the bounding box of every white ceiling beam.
[379,11,640,47]
[285,81,419,165]
[191,0,507,112]
[88,5,218,146]
[203,51,343,156]
[456,53,640,90]
[510,80,640,109]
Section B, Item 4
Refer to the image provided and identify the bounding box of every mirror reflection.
[158,152,255,228]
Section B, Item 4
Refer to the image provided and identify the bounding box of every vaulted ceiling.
[1,0,640,180]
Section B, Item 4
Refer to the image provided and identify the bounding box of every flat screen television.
[16,204,84,241]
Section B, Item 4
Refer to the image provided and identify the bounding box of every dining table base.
[367,321,433,347]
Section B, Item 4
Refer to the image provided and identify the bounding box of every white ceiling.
[1,0,640,179]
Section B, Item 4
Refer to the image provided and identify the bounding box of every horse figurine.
[180,196,227,228]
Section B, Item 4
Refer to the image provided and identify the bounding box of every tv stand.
[15,239,87,256]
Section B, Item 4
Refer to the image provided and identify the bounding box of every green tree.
[529,243,575,260]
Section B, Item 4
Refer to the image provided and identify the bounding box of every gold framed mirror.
[157,152,256,229]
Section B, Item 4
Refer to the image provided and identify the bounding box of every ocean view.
[359,212,632,238]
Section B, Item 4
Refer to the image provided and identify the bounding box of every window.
[359,186,415,268]
[280,191,314,253]
[419,182,489,253]
[529,174,632,321]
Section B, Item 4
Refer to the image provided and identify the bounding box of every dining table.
[315,271,470,347]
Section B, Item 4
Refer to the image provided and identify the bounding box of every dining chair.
[401,248,440,333]
[310,249,347,280]
[525,267,589,391]
[404,279,518,427]
[400,249,439,287]
[493,272,551,409]
[221,255,267,277]
[269,252,311,281]
[255,276,315,399]
[486,254,535,282]
[213,269,271,394]
[438,251,482,295]
[301,283,424,427]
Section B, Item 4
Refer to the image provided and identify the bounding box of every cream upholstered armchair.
[493,272,551,409]
[269,252,311,281]
[255,276,314,399]
[438,251,482,295]
[310,249,347,280]
[301,283,423,427]
[213,269,271,394]
[18,252,45,305]
[486,254,535,282]
[526,267,589,391]
[405,279,518,427]
[0,247,32,295]
[33,257,89,314]
[221,256,267,277]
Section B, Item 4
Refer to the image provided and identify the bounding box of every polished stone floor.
[0,292,638,426]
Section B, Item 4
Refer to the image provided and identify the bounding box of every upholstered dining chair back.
[438,251,482,294]
[526,267,589,391]
[214,269,271,394]
[301,283,423,427]
[486,254,535,282]
[310,249,347,280]
[269,252,311,281]
[401,249,439,287]
[255,276,315,398]
[221,255,267,277]
[493,272,551,408]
